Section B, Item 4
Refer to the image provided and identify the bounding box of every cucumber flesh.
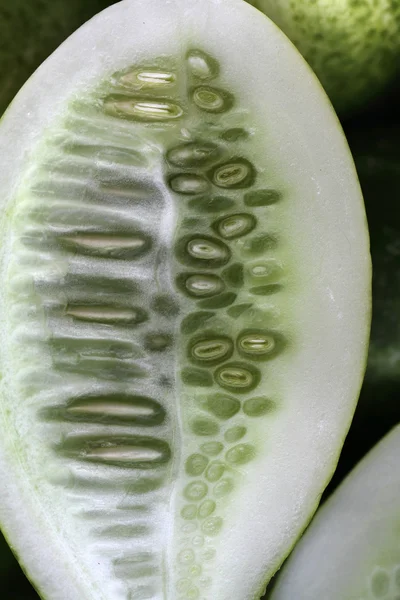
[270,425,400,600]
[0,1,370,599]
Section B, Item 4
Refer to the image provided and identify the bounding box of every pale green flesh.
[270,425,400,600]
[0,1,370,600]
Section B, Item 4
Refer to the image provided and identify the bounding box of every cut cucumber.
[270,424,400,600]
[0,1,370,599]
[246,0,400,116]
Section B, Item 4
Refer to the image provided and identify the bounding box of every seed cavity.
[205,462,225,482]
[190,335,233,365]
[46,394,165,426]
[226,443,256,465]
[144,333,172,352]
[237,330,285,360]
[181,312,215,335]
[244,189,282,206]
[167,142,221,168]
[220,128,249,142]
[104,97,183,121]
[192,86,233,113]
[198,393,240,420]
[59,436,171,468]
[213,478,234,497]
[182,274,225,298]
[181,367,213,387]
[181,505,198,520]
[210,159,255,189]
[247,260,284,285]
[169,174,209,195]
[184,481,208,501]
[180,235,231,267]
[190,418,220,437]
[187,49,219,80]
[222,263,244,288]
[198,292,237,309]
[179,549,196,565]
[215,362,261,393]
[214,213,256,239]
[198,500,216,520]
[243,396,276,417]
[66,304,148,325]
[188,195,235,213]
[200,442,224,456]
[202,516,223,536]
[59,232,152,260]
[224,426,247,443]
[243,233,277,255]
[185,453,209,476]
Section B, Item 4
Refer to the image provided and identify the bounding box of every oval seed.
[202,516,223,536]
[181,505,198,520]
[184,481,208,501]
[243,396,275,417]
[167,142,220,168]
[213,478,234,497]
[169,174,209,195]
[226,443,256,465]
[371,569,390,597]
[224,426,247,443]
[244,188,282,206]
[199,393,240,420]
[60,232,152,260]
[178,549,196,565]
[190,336,233,364]
[200,442,224,456]
[237,330,285,361]
[205,462,225,482]
[198,499,216,519]
[185,453,209,476]
[187,237,230,263]
[64,394,165,426]
[192,86,233,113]
[104,97,183,121]
[214,362,260,393]
[184,274,224,298]
[214,213,256,239]
[119,69,176,87]
[187,49,219,80]
[66,305,148,325]
[211,159,255,189]
[190,418,220,437]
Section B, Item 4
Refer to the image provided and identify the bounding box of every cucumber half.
[270,425,400,600]
[0,1,370,599]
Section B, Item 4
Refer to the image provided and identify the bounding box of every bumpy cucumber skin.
[0,0,116,116]
[247,0,400,117]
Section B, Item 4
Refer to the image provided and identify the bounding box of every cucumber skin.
[246,0,400,117]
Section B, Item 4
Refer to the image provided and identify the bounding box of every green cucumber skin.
[247,0,400,117]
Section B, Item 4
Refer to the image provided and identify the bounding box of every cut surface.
[270,425,400,600]
[0,1,370,600]
[247,0,400,116]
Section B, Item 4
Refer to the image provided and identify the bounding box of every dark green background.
[0,1,399,597]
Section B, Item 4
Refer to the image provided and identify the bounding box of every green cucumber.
[246,0,400,116]
[0,1,370,599]
[270,424,400,600]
